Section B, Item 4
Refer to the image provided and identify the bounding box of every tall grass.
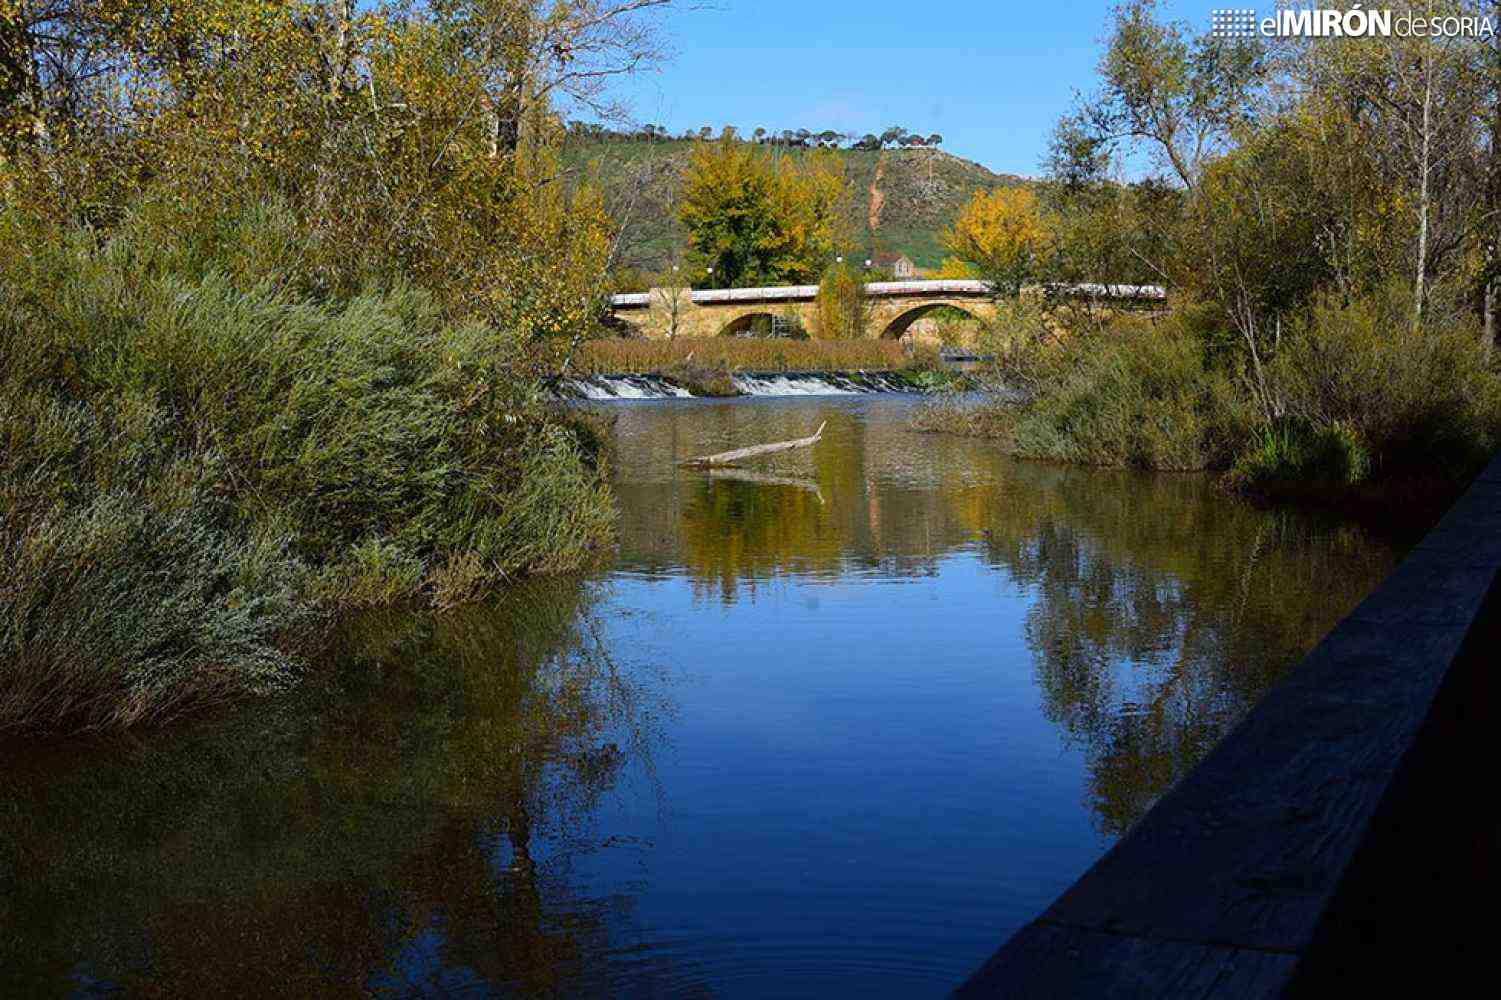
[0,202,614,738]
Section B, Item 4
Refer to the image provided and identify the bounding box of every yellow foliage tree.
[679,139,849,287]
[0,1,672,344]
[933,256,980,279]
[943,187,1049,296]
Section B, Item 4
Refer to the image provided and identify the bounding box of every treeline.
[568,120,944,150]
[924,0,1501,502]
[0,0,680,737]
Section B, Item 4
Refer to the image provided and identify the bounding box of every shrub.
[309,538,428,609]
[0,202,615,737]
[668,362,741,397]
[1230,422,1372,486]
[0,491,307,735]
[910,394,1020,440]
[994,316,1249,470]
[1260,287,1501,479]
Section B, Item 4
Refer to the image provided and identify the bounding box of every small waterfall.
[559,374,694,400]
[730,371,915,396]
[558,370,918,400]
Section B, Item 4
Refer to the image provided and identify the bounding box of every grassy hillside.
[566,137,1030,279]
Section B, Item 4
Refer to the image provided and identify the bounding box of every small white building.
[872,252,918,279]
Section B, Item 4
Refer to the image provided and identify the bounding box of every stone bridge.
[608,279,1166,340]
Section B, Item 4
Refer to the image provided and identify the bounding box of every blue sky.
[617,0,1226,177]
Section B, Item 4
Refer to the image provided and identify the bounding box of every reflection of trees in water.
[622,399,1392,834]
[976,466,1394,837]
[620,400,1393,837]
[615,407,1008,601]
[0,576,686,997]
[678,478,843,601]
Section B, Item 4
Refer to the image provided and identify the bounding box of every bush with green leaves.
[1255,287,1501,481]
[948,316,1251,471]
[0,202,614,737]
[916,285,1501,492]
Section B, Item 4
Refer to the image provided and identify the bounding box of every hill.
[564,137,1030,281]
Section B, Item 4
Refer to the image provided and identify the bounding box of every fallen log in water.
[678,422,826,469]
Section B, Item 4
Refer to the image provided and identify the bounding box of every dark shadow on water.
[0,576,686,997]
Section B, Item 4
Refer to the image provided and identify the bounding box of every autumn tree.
[1,1,682,342]
[943,187,1050,297]
[1282,1,1491,327]
[678,138,849,287]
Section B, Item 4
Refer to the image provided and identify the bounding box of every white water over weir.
[557,371,917,400]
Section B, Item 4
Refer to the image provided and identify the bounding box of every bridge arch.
[878,301,988,340]
[601,313,647,338]
[716,310,812,338]
[717,312,776,337]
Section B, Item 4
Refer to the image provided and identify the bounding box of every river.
[0,396,1401,997]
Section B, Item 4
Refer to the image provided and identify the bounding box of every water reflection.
[2,397,1401,997]
[608,398,1392,835]
[0,577,679,997]
[972,467,1383,835]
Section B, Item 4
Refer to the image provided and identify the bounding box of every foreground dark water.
[0,397,1400,997]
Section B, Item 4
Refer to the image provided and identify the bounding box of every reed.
[0,202,615,738]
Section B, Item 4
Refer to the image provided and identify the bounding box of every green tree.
[1055,0,1265,193]
[814,260,872,339]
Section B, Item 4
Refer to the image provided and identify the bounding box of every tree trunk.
[1485,281,1496,353]
[1414,50,1433,330]
[679,423,827,468]
[1489,2,1501,352]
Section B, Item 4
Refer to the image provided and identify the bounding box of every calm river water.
[1,396,1401,997]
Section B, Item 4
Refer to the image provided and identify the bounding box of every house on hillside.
[872,252,917,278]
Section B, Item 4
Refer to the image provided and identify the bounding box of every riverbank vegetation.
[0,0,678,737]
[918,0,1501,502]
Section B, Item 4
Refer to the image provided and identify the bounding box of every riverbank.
[0,207,614,740]
[912,298,1501,520]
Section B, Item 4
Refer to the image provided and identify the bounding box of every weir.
[558,370,920,399]
[957,452,1501,996]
